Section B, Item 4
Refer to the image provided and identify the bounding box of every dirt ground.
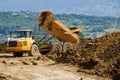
[0,32,120,80]
[0,53,110,80]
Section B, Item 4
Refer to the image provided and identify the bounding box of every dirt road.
[0,53,110,80]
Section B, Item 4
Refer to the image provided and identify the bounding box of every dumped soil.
[46,32,120,79]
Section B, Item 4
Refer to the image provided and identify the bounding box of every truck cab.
[6,30,40,57]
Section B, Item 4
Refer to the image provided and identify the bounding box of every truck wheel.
[13,52,18,57]
[18,52,23,57]
[52,43,62,53]
[13,52,23,57]
[63,42,73,53]
[29,44,41,56]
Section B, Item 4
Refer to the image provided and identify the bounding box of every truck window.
[26,32,31,38]
[16,32,27,38]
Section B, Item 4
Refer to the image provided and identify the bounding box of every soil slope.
[47,32,120,79]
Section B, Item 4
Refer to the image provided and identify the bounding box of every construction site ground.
[0,53,109,80]
[0,32,120,80]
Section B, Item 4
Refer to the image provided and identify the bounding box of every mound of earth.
[46,32,120,79]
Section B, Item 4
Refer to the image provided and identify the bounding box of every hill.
[0,11,120,40]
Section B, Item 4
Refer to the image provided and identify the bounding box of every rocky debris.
[2,61,7,64]
[22,61,30,65]
[0,55,50,66]
[36,55,50,62]
[31,61,38,65]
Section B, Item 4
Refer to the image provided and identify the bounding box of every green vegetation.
[55,14,120,37]
[0,11,120,39]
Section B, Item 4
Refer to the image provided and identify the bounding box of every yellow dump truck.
[6,30,40,57]
[6,11,82,57]
[38,11,82,53]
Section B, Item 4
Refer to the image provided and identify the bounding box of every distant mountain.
[0,0,120,17]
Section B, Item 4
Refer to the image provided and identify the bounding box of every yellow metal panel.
[38,11,82,44]
[6,46,30,52]
[6,38,34,52]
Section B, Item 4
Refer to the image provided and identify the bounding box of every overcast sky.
[0,0,120,17]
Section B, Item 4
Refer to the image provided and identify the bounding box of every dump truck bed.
[38,11,82,44]
[42,20,80,43]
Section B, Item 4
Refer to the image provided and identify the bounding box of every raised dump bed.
[38,11,82,44]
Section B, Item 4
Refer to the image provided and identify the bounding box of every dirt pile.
[46,32,120,79]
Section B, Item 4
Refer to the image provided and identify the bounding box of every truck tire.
[29,44,41,56]
[13,52,18,57]
[18,52,23,57]
[63,42,73,53]
[52,43,62,53]
[13,52,23,57]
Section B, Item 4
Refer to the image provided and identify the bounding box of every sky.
[0,0,120,17]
